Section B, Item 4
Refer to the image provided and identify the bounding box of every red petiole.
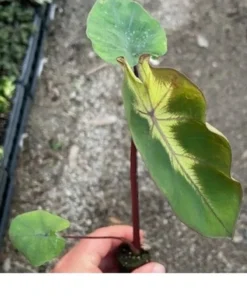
[130,65,142,252]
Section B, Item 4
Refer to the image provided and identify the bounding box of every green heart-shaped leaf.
[86,0,167,67]
[119,56,242,238]
[9,210,70,267]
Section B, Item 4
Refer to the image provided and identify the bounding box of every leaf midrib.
[151,116,231,235]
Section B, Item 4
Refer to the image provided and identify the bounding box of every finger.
[53,225,144,273]
[98,251,120,273]
[132,262,166,273]
[98,250,119,272]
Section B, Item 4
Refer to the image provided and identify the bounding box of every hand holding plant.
[52,225,165,273]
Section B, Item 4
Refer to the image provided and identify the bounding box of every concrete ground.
[0,0,247,272]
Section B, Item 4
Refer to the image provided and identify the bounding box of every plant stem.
[62,235,139,254]
[129,65,142,252]
[130,139,141,251]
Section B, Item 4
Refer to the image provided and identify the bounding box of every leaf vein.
[152,116,231,235]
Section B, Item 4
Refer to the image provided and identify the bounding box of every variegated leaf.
[119,55,242,238]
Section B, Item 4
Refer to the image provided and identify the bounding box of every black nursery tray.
[0,4,44,168]
[1,84,25,169]
[17,8,43,86]
[0,3,55,249]
[0,168,7,207]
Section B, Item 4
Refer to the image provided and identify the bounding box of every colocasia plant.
[8,0,242,272]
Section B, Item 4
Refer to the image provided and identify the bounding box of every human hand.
[52,225,165,273]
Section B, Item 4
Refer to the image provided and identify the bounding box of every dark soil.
[116,243,151,273]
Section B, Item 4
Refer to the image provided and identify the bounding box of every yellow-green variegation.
[119,55,242,238]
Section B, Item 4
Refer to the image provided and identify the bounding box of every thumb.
[132,262,165,273]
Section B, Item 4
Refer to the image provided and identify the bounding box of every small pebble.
[68,145,80,168]
[193,69,201,77]
[3,258,11,272]
[70,91,77,99]
[90,115,117,126]
[88,51,96,59]
[108,216,123,225]
[85,219,92,226]
[212,61,218,68]
[233,234,243,243]
[197,34,209,48]
[241,150,247,159]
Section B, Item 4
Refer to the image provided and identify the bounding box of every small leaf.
[9,210,70,267]
[119,55,242,238]
[86,0,167,67]
[0,76,15,98]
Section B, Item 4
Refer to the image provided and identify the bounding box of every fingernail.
[151,263,166,273]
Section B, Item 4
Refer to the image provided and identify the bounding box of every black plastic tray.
[0,174,13,249]
[8,95,32,176]
[17,9,43,86]
[7,6,50,174]
[1,4,53,172]
[0,95,32,246]
[0,168,7,207]
[0,3,55,249]
[1,85,25,169]
[1,5,45,169]
[28,8,49,99]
